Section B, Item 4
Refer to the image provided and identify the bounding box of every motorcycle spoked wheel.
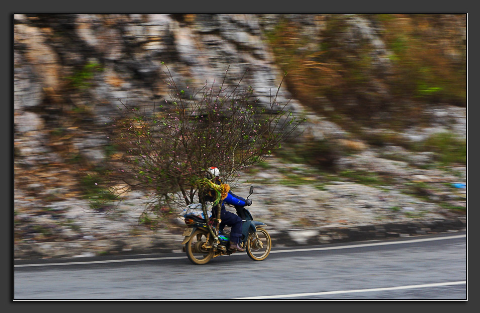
[246,228,271,261]
[186,229,215,265]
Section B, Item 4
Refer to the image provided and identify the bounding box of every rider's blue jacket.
[223,192,247,207]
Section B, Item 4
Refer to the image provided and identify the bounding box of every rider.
[202,167,252,252]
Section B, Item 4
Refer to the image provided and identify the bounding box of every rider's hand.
[245,199,252,206]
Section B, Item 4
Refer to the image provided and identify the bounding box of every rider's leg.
[220,210,244,251]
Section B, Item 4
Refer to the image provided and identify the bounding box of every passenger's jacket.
[200,178,247,211]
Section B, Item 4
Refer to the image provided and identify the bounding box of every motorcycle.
[180,186,272,265]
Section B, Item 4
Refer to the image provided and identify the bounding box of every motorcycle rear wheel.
[186,229,215,265]
[246,228,271,261]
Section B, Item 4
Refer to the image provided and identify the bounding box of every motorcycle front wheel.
[186,229,215,265]
[246,228,271,261]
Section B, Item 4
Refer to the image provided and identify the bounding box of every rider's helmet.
[208,167,220,178]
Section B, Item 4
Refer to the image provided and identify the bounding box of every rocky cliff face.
[13,14,466,259]
[14,14,297,169]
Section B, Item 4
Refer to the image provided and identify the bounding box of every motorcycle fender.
[252,221,267,227]
[181,227,210,245]
[250,221,267,233]
[181,228,195,245]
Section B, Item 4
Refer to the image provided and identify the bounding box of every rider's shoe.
[229,241,245,252]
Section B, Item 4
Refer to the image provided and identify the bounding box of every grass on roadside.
[338,169,385,186]
[420,132,466,165]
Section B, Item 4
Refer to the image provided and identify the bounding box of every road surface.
[14,231,467,300]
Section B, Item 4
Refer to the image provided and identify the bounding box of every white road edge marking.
[14,234,465,268]
[234,281,467,299]
[14,256,186,268]
[269,234,466,254]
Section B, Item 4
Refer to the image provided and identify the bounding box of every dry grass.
[265,14,466,122]
[337,139,368,152]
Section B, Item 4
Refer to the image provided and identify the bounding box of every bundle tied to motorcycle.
[96,66,305,265]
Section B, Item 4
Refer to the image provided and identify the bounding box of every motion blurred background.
[13,14,466,259]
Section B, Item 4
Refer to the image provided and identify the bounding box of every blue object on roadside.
[452,183,466,189]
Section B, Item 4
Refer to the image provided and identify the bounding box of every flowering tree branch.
[103,65,305,216]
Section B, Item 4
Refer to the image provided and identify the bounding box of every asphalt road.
[14,231,467,300]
